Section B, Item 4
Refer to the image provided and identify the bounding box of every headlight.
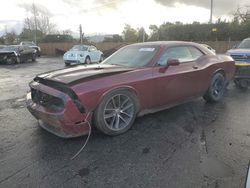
[38,47,41,51]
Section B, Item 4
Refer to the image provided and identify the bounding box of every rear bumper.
[64,60,81,64]
[26,92,90,138]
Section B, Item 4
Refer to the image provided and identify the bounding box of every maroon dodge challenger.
[26,41,235,138]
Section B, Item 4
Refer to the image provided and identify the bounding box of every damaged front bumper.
[26,84,91,138]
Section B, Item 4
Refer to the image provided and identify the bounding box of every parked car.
[63,45,103,66]
[0,45,36,64]
[26,41,235,138]
[227,38,250,89]
[20,41,41,57]
[227,38,250,63]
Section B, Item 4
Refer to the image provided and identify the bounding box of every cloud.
[18,2,53,16]
[154,0,247,16]
[93,0,127,9]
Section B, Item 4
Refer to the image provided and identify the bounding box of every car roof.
[129,41,201,47]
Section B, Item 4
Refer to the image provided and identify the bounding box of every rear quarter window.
[188,46,204,59]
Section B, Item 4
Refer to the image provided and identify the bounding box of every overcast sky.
[0,0,247,37]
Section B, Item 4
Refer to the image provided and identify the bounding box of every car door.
[151,45,206,108]
[89,46,99,62]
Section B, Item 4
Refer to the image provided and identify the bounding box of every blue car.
[227,38,250,63]
[227,38,250,89]
[63,45,103,66]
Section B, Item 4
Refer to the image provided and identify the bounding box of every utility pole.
[209,0,213,23]
[79,24,83,44]
[32,4,37,44]
[142,29,145,42]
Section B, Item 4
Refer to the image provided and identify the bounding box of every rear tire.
[94,89,138,136]
[99,55,104,63]
[203,73,225,103]
[65,62,70,66]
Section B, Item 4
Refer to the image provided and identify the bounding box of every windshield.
[71,45,88,51]
[237,39,250,49]
[102,46,159,67]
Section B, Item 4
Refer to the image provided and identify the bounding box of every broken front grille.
[31,88,64,111]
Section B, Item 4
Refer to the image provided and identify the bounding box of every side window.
[90,46,97,51]
[188,46,204,59]
[158,46,193,65]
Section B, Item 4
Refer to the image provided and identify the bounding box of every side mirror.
[167,58,180,66]
[159,58,180,73]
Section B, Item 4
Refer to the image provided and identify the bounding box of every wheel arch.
[214,68,226,77]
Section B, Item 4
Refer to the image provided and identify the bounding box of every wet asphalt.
[0,57,249,188]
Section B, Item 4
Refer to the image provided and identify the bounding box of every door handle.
[192,65,198,69]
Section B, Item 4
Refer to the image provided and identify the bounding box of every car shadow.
[0,60,38,69]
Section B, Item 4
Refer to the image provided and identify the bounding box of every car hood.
[36,64,136,85]
[227,48,250,54]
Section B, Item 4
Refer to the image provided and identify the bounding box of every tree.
[42,34,73,42]
[62,29,73,35]
[4,31,18,44]
[20,3,56,42]
[233,6,250,23]
[137,27,148,42]
[19,28,43,42]
[103,34,123,42]
[148,25,159,41]
[0,37,4,44]
[122,24,138,42]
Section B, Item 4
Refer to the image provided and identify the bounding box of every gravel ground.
[0,57,249,188]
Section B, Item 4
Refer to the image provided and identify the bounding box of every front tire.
[94,90,138,136]
[203,73,225,103]
[31,53,36,62]
[85,56,91,64]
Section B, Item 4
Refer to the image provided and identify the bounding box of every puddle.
[78,167,90,177]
